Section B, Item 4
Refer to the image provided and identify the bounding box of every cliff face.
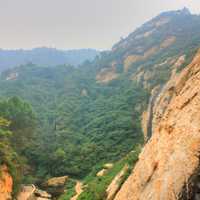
[114,50,200,200]
[141,54,186,141]
[0,165,13,200]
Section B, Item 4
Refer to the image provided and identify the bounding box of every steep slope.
[114,50,200,200]
[96,8,200,90]
[1,8,200,199]
[0,63,147,179]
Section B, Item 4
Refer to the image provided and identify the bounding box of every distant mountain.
[0,48,99,72]
[2,8,200,200]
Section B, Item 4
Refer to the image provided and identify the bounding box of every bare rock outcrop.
[104,163,114,169]
[96,163,114,177]
[17,185,36,200]
[114,50,200,200]
[96,62,119,84]
[70,181,83,200]
[141,54,186,141]
[17,185,51,200]
[34,189,51,199]
[43,176,68,198]
[46,176,68,187]
[96,169,107,177]
[152,55,186,133]
[106,165,129,200]
[0,165,13,200]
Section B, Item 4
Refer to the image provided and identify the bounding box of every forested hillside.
[1,8,200,200]
[0,97,36,195]
[0,63,148,180]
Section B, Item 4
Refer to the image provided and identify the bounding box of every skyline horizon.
[1,3,200,50]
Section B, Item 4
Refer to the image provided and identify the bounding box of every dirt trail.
[70,181,83,200]
[17,185,36,200]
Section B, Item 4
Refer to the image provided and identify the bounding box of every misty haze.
[0,1,200,200]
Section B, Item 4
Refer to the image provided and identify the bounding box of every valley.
[1,7,200,200]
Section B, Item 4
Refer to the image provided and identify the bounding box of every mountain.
[1,7,200,200]
[114,47,200,200]
[0,48,99,72]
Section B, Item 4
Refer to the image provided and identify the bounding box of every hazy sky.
[0,0,200,50]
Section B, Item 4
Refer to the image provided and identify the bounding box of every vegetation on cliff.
[0,97,36,195]
[77,146,141,200]
[1,8,200,200]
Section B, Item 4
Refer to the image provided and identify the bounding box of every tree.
[0,117,11,137]
[0,97,37,152]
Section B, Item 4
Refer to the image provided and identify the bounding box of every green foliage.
[78,146,141,200]
[0,64,148,179]
[59,179,76,200]
[0,9,199,192]
[0,117,12,137]
[0,97,36,196]
[0,121,20,196]
[0,96,36,153]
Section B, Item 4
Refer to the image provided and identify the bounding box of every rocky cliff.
[0,165,13,200]
[114,50,200,200]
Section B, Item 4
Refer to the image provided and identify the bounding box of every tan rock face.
[96,164,113,178]
[70,181,83,200]
[114,50,200,200]
[104,163,114,169]
[96,169,107,177]
[17,185,36,200]
[17,185,52,200]
[0,165,13,200]
[96,63,119,84]
[123,46,159,72]
[160,36,176,49]
[106,165,129,200]
[134,29,155,40]
[34,189,52,199]
[46,176,68,187]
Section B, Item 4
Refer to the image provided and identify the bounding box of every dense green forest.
[0,97,36,195]
[1,8,200,200]
[0,64,148,182]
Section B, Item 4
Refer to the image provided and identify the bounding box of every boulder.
[43,176,68,198]
[46,176,68,187]
[35,189,51,198]
[96,169,107,177]
[17,185,52,200]
[104,163,113,169]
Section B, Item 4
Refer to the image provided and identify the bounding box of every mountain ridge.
[1,8,200,200]
[114,48,200,200]
[0,48,99,72]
